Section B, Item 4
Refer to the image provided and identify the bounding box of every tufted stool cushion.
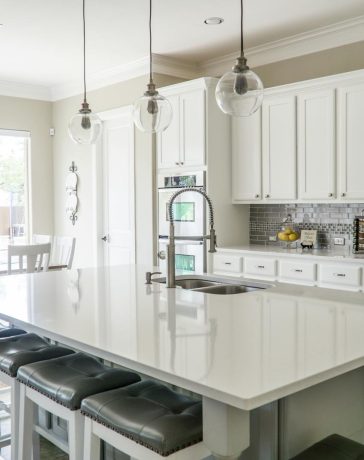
[17,352,141,411]
[0,333,73,377]
[81,379,203,457]
[0,327,26,338]
[291,434,364,460]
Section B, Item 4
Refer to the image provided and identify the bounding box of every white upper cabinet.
[232,109,262,201]
[337,83,364,200]
[180,90,205,168]
[157,95,180,169]
[262,96,297,200]
[298,89,336,200]
[157,88,205,169]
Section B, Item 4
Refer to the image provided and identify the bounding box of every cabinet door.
[262,96,297,200]
[298,89,336,200]
[180,89,206,167]
[157,94,180,169]
[338,84,364,200]
[232,109,262,201]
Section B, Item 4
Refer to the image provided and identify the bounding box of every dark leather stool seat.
[291,434,364,460]
[0,333,73,377]
[0,327,26,338]
[81,379,203,457]
[17,352,141,411]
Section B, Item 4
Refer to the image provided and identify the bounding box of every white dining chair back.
[7,243,51,274]
[33,235,76,269]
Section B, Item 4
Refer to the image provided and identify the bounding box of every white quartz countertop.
[0,265,364,411]
[218,244,364,263]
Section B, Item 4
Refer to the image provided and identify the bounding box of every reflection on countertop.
[0,265,363,410]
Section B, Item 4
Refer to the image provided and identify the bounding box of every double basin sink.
[153,275,271,295]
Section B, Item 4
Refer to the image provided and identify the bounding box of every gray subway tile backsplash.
[250,203,364,248]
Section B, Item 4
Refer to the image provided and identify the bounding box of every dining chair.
[33,234,76,269]
[7,243,51,274]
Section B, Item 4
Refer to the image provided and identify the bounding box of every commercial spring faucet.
[166,187,217,288]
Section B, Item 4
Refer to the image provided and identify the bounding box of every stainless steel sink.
[153,275,270,295]
[174,279,222,289]
[193,284,262,295]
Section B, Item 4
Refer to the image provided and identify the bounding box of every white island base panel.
[0,265,364,458]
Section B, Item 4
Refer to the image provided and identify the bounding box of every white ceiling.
[0,0,364,91]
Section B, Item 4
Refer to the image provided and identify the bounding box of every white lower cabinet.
[213,250,364,292]
[279,260,317,285]
[318,263,362,290]
[244,256,277,279]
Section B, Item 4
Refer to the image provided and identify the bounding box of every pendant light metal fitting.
[233,56,249,73]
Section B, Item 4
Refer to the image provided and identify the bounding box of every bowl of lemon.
[277,216,300,248]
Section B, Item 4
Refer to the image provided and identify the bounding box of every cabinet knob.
[265,194,270,199]
[180,161,184,166]
[341,192,346,197]
[255,194,260,199]
[175,162,180,166]
[328,193,333,197]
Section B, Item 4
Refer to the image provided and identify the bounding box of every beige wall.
[52,74,183,268]
[0,96,53,236]
[254,40,364,87]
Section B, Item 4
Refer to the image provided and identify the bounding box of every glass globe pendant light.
[215,0,264,117]
[133,0,172,133]
[68,0,102,144]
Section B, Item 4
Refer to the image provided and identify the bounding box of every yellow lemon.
[278,232,290,241]
[289,233,298,241]
[284,227,293,235]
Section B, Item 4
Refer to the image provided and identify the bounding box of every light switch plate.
[334,237,345,245]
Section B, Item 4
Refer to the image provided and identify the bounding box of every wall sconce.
[66,162,79,225]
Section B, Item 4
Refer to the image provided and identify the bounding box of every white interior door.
[102,107,135,266]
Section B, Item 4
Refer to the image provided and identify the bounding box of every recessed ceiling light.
[204,17,224,25]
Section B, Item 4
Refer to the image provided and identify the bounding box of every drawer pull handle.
[294,269,303,273]
[224,262,232,265]
[335,273,346,277]
[257,265,265,269]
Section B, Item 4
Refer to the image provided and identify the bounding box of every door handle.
[101,235,109,242]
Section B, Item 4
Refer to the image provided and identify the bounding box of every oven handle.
[159,235,204,241]
[159,238,204,246]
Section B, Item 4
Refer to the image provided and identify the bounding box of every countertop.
[0,265,364,411]
[217,244,364,263]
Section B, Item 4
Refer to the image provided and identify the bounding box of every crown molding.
[51,54,200,101]
[201,15,364,76]
[0,80,51,101]
[2,15,364,101]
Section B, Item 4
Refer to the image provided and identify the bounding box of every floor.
[1,436,68,460]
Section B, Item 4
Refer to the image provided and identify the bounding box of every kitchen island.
[1,264,364,459]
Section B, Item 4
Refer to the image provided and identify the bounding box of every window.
[0,130,30,254]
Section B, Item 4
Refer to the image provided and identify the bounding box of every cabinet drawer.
[319,264,362,288]
[244,257,276,277]
[213,254,243,274]
[280,260,317,283]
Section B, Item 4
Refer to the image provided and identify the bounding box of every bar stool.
[17,352,141,460]
[0,327,26,338]
[290,434,364,459]
[81,380,210,460]
[0,332,73,460]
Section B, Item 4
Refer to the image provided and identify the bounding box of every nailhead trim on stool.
[81,379,203,457]
[17,352,141,410]
[290,434,364,460]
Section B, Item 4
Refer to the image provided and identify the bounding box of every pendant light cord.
[149,0,153,84]
[83,0,87,103]
[240,0,244,57]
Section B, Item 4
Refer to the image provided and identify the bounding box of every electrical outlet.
[334,237,345,246]
[269,235,277,242]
